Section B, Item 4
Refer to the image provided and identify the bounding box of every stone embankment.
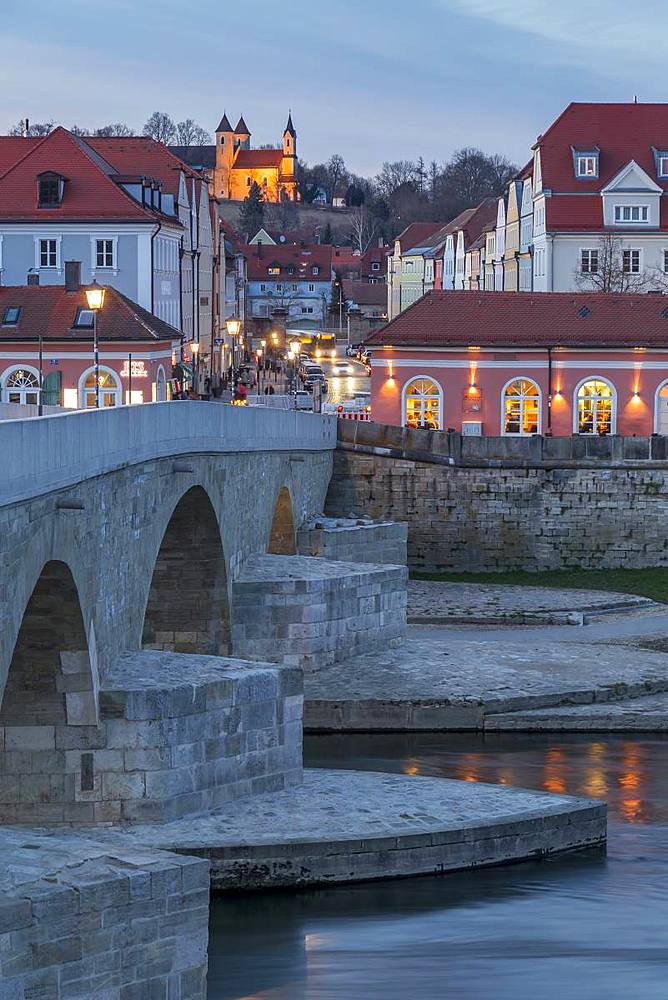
[328,421,668,572]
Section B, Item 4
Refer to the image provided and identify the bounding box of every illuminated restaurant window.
[576,378,614,435]
[503,378,540,435]
[3,367,39,405]
[403,377,441,430]
[81,367,121,409]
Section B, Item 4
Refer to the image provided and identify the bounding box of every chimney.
[27,271,39,286]
[64,261,81,292]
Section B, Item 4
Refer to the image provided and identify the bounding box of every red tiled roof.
[395,222,444,252]
[536,103,668,231]
[0,284,180,342]
[0,127,174,223]
[87,136,201,198]
[366,290,668,348]
[244,243,333,280]
[233,149,283,169]
[342,280,386,306]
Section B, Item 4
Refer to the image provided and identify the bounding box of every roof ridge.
[0,127,60,181]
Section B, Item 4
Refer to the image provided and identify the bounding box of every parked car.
[294,390,313,410]
[304,374,328,394]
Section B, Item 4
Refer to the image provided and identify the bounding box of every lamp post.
[191,341,200,396]
[85,280,106,409]
[226,317,241,392]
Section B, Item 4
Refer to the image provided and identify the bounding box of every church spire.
[235,115,250,138]
[283,112,296,138]
[216,112,232,133]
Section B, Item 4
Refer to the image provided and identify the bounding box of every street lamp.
[226,318,241,391]
[85,280,106,409]
[191,341,200,395]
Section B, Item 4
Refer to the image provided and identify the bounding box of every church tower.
[214,112,234,199]
[281,113,298,200]
[234,116,251,151]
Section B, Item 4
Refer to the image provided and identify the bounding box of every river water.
[208,733,668,1000]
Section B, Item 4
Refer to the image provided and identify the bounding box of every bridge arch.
[141,485,230,655]
[267,485,297,555]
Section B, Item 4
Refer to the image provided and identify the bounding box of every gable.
[602,159,663,194]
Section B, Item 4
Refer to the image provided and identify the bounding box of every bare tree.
[143,111,177,145]
[575,235,668,293]
[349,205,378,253]
[375,160,418,199]
[326,154,347,203]
[94,123,133,137]
[8,119,54,137]
[175,119,211,146]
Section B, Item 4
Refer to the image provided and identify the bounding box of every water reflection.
[208,734,668,1000]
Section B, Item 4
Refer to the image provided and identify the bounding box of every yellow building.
[214,113,299,203]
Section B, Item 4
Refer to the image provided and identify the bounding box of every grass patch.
[411,568,668,605]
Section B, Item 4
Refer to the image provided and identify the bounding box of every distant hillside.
[219,200,353,242]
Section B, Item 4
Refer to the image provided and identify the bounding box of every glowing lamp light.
[226,318,241,337]
[191,342,200,355]
[261,339,267,348]
[633,390,641,400]
[85,280,106,311]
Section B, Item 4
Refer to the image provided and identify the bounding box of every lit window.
[96,239,115,268]
[576,155,598,178]
[404,377,441,430]
[39,238,57,268]
[73,307,95,328]
[581,249,599,273]
[503,379,540,435]
[4,368,39,405]
[577,379,614,435]
[623,249,641,273]
[2,307,21,325]
[82,369,120,408]
[267,266,280,275]
[614,206,649,223]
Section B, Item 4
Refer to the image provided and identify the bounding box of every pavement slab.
[407,580,658,625]
[61,768,605,889]
[487,691,668,731]
[304,630,668,730]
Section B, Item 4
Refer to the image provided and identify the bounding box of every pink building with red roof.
[367,290,668,437]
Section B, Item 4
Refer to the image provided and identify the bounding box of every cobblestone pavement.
[303,627,668,731]
[408,580,657,624]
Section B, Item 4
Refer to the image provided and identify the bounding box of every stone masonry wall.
[232,555,407,670]
[0,841,209,999]
[297,517,408,566]
[0,651,302,826]
[327,449,668,572]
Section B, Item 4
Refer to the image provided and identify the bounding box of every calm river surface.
[208,733,668,1000]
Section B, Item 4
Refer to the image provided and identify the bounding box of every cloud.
[442,0,667,81]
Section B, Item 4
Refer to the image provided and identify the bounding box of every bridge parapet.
[1,401,337,507]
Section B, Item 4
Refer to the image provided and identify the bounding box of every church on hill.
[213,113,299,203]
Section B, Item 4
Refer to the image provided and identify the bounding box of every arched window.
[79,366,121,409]
[403,377,442,430]
[655,381,668,434]
[2,366,40,405]
[575,378,615,435]
[156,365,167,402]
[502,378,541,435]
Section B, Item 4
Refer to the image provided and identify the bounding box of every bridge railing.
[1,401,337,507]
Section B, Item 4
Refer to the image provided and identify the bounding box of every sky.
[3,0,668,176]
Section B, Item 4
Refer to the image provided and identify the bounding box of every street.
[316,343,370,406]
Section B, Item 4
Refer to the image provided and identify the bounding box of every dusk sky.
[3,0,666,176]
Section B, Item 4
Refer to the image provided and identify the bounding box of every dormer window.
[312,265,320,275]
[614,205,649,224]
[37,172,64,207]
[654,151,668,178]
[267,266,280,275]
[572,148,599,179]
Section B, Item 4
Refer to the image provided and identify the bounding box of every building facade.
[0,273,178,408]
[367,290,668,437]
[244,243,333,329]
